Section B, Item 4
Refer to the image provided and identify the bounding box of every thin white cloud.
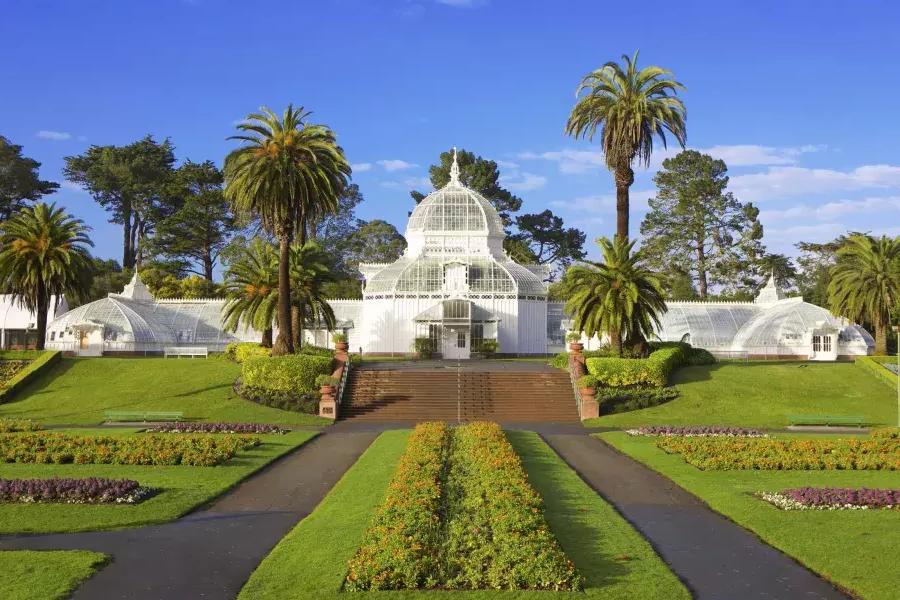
[731,165,900,202]
[377,159,418,172]
[501,172,547,192]
[760,196,900,222]
[435,0,484,6]
[61,181,87,194]
[351,162,372,173]
[496,160,519,170]
[518,149,605,174]
[380,176,433,190]
[550,189,655,213]
[36,130,72,141]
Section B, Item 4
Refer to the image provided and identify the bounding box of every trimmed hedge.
[241,354,333,397]
[298,344,333,358]
[595,386,679,414]
[857,356,898,388]
[224,342,271,363]
[586,346,685,388]
[0,351,61,403]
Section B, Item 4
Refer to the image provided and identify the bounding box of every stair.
[339,369,580,422]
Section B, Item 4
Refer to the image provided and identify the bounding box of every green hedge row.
[224,342,271,363]
[856,356,898,388]
[586,346,685,388]
[0,351,61,403]
[241,354,333,396]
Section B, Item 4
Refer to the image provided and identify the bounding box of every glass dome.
[407,185,505,237]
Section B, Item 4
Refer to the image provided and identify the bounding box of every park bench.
[163,346,208,358]
[787,414,865,427]
[104,410,184,423]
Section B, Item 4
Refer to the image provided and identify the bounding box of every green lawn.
[584,361,897,428]
[599,431,900,600]
[0,550,107,600]
[0,357,329,426]
[0,429,317,533]
[240,429,688,599]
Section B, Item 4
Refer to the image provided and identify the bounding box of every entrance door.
[79,332,89,350]
[442,329,470,360]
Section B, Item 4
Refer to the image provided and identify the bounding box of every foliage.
[150,160,237,280]
[0,418,43,433]
[64,135,177,268]
[577,374,598,389]
[222,238,279,343]
[760,487,900,510]
[586,346,684,388]
[414,336,437,357]
[828,234,900,355]
[224,342,271,363]
[0,351,61,403]
[0,135,59,221]
[565,237,667,354]
[298,344,333,357]
[0,477,152,504]
[145,272,224,299]
[595,387,679,414]
[145,422,288,434]
[314,375,338,387]
[757,253,799,292]
[332,332,347,343]
[241,354,333,397]
[0,361,28,386]
[345,422,448,591]
[625,425,764,437]
[289,241,337,348]
[509,209,586,275]
[471,338,498,354]
[0,204,94,349]
[225,104,351,355]
[566,331,582,342]
[343,218,406,269]
[0,432,260,467]
[566,51,686,239]
[639,150,766,297]
[549,352,569,369]
[856,356,898,388]
[655,435,900,470]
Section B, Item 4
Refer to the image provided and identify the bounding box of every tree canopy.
[0,136,59,221]
[509,209,586,276]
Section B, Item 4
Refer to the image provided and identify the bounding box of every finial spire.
[449,146,460,186]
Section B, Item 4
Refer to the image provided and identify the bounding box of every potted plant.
[414,337,435,359]
[315,374,339,396]
[332,332,349,352]
[577,374,597,400]
[567,332,584,353]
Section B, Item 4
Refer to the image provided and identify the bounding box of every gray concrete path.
[0,431,377,599]
[541,432,849,600]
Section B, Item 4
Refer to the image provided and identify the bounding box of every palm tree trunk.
[609,327,622,356]
[613,165,634,242]
[35,282,48,351]
[261,328,273,348]
[273,229,294,356]
[291,305,302,351]
[875,320,888,355]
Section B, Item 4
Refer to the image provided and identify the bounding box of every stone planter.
[569,342,584,353]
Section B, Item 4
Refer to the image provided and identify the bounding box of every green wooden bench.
[787,414,865,427]
[104,410,184,423]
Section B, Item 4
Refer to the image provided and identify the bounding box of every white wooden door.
[442,329,470,360]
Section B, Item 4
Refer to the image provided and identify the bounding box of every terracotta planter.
[569,342,584,353]
[319,384,336,396]
[579,387,595,399]
[335,341,348,352]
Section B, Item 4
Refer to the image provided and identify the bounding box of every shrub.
[577,374,597,389]
[472,339,498,354]
[233,379,319,414]
[414,337,437,357]
[0,351,61,403]
[0,432,260,466]
[224,342,270,363]
[298,344,333,357]
[548,352,569,370]
[145,422,288,434]
[241,354,333,397]
[596,387,679,414]
[0,477,153,504]
[332,332,347,343]
[0,418,42,433]
[656,436,900,470]
[565,332,581,343]
[586,346,685,388]
[314,374,338,387]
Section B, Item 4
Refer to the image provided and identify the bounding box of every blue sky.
[3,0,900,266]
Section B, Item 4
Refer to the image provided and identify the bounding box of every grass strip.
[0,550,107,600]
[600,431,900,600]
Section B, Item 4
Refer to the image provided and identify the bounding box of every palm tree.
[224,105,351,355]
[0,203,93,350]
[566,51,687,241]
[565,237,667,356]
[223,238,279,347]
[289,242,337,349]
[828,234,900,355]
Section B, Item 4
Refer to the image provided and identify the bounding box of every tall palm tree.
[566,51,687,241]
[828,234,900,355]
[0,203,93,350]
[223,238,279,347]
[224,105,351,355]
[289,242,337,349]
[565,237,667,356]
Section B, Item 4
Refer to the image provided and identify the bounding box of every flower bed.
[345,422,448,591]
[0,418,43,433]
[759,487,900,510]
[656,436,900,470]
[145,422,288,435]
[345,421,580,592]
[0,477,153,504]
[626,425,766,437]
[0,432,260,466]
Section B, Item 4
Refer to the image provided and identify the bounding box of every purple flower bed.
[0,477,153,504]
[626,425,766,437]
[145,422,288,435]
[761,487,900,510]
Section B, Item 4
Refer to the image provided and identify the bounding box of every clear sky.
[3,0,900,265]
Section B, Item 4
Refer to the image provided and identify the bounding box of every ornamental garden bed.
[655,433,900,470]
[345,422,581,591]
[0,418,42,433]
[145,422,288,434]
[626,425,766,437]
[758,487,900,510]
[0,477,153,504]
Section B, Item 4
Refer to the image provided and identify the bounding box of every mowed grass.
[0,550,107,600]
[0,357,329,425]
[0,429,317,533]
[600,431,900,600]
[584,361,897,428]
[239,429,688,600]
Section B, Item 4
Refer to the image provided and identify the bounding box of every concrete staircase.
[339,369,580,422]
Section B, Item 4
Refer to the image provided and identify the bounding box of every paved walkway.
[541,432,848,600]
[0,431,378,599]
